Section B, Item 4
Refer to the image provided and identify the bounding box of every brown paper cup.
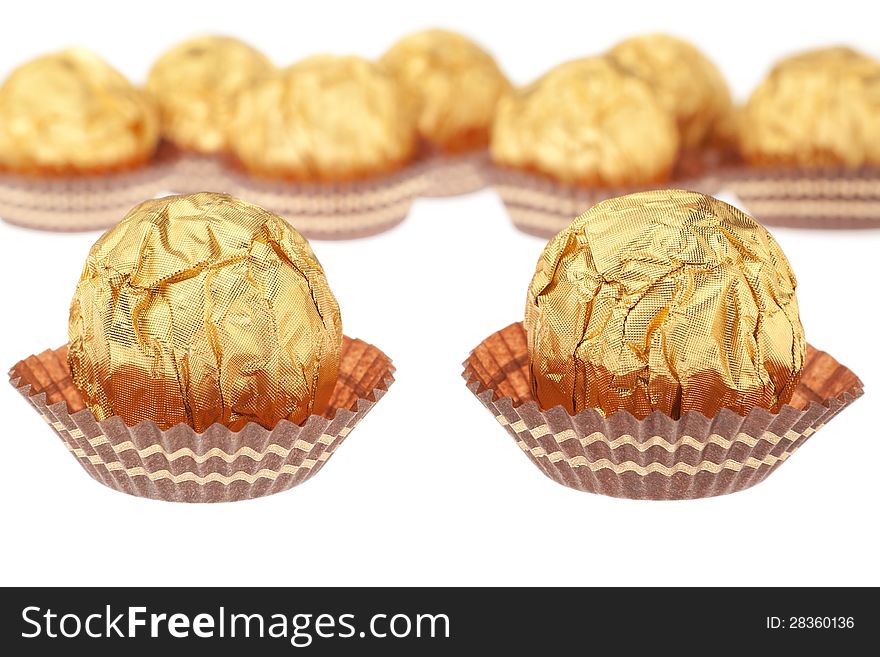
[422,149,490,197]
[718,166,880,229]
[0,148,176,232]
[10,337,394,503]
[227,164,427,240]
[489,166,723,238]
[165,147,236,195]
[463,322,863,500]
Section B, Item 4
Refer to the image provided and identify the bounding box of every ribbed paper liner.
[463,322,863,500]
[227,163,427,240]
[490,166,723,238]
[0,148,176,232]
[422,149,490,197]
[169,147,488,203]
[10,337,394,503]
[165,148,236,195]
[717,166,880,229]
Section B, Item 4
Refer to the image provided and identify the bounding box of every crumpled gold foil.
[147,35,273,154]
[228,55,418,181]
[707,103,742,154]
[380,29,511,153]
[0,48,159,174]
[740,47,880,167]
[490,57,679,187]
[608,34,732,150]
[525,190,805,419]
[68,192,342,432]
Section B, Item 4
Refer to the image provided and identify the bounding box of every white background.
[1,0,877,587]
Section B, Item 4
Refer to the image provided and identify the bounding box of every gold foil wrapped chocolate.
[707,103,742,154]
[608,34,732,150]
[490,57,678,187]
[740,47,880,167]
[525,190,806,419]
[0,48,159,174]
[228,55,418,181]
[147,35,273,154]
[380,29,511,153]
[68,192,342,431]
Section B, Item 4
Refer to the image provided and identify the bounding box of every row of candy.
[1,31,878,233]
[10,189,863,502]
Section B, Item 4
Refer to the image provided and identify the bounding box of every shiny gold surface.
[740,47,880,167]
[0,48,159,174]
[608,34,732,150]
[525,190,805,419]
[147,35,273,154]
[707,103,742,154]
[490,57,678,187]
[380,29,511,152]
[228,55,417,181]
[68,192,342,431]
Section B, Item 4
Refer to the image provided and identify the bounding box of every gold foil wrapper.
[525,190,806,419]
[707,103,742,155]
[608,34,732,150]
[740,47,880,168]
[147,35,273,154]
[490,57,678,187]
[228,55,418,181]
[0,48,159,174]
[68,192,342,432]
[380,29,511,153]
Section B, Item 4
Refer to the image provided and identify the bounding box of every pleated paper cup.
[489,166,722,239]
[227,163,428,240]
[718,166,880,228]
[421,149,490,197]
[10,337,394,503]
[0,148,176,232]
[463,322,863,500]
[165,147,236,195]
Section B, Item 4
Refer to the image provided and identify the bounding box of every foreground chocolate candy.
[525,189,806,419]
[0,48,159,174]
[608,34,732,150]
[68,192,342,431]
[739,47,880,168]
[490,57,678,187]
[381,29,511,153]
[228,55,418,181]
[147,35,273,154]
